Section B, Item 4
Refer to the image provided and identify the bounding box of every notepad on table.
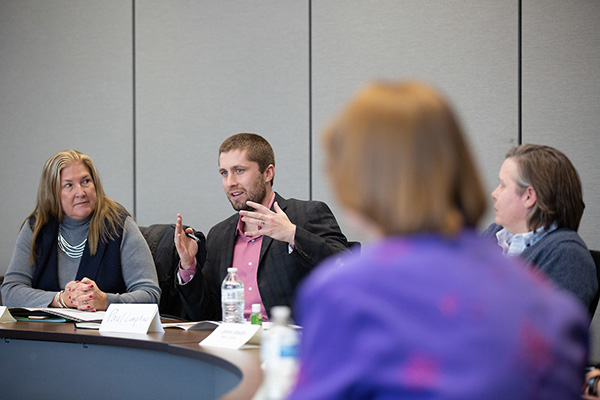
[8,307,105,323]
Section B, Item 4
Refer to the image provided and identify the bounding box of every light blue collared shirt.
[496,223,558,257]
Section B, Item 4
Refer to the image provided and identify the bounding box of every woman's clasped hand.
[64,277,107,312]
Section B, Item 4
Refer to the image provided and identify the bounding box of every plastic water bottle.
[251,303,263,325]
[261,306,300,400]
[221,267,245,323]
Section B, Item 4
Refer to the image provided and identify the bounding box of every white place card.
[0,306,16,323]
[99,304,164,334]
[199,322,261,349]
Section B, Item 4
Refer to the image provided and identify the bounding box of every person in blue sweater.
[482,144,597,309]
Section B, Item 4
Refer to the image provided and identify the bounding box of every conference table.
[0,319,263,400]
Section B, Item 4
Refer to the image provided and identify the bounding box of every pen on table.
[185,232,200,242]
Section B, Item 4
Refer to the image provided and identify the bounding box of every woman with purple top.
[287,82,588,400]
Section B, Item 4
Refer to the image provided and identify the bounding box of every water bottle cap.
[227,267,238,273]
[271,305,291,320]
[251,303,261,313]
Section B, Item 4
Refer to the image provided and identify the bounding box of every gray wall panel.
[522,0,600,251]
[135,1,309,233]
[311,1,518,242]
[0,3,597,365]
[0,0,133,277]
[522,0,600,363]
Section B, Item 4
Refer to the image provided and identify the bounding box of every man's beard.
[229,181,268,211]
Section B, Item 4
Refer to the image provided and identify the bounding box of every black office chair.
[139,224,206,320]
[588,250,600,316]
[348,241,361,253]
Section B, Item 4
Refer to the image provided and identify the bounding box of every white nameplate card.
[199,323,261,349]
[0,307,16,323]
[99,304,164,334]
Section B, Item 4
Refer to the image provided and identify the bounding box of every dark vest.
[31,216,127,293]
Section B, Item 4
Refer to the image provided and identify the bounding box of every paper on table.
[99,304,164,334]
[260,321,302,331]
[75,322,102,330]
[8,307,105,323]
[162,321,221,331]
[0,306,17,323]
[199,322,261,349]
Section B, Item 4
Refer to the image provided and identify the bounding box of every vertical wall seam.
[132,0,137,217]
[308,0,313,200]
[518,0,522,145]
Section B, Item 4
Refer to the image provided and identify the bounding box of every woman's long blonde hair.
[26,150,129,264]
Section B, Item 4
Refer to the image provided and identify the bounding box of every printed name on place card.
[99,304,164,334]
[199,323,261,349]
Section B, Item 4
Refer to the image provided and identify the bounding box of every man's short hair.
[219,133,275,186]
[506,144,585,232]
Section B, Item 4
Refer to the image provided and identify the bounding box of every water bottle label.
[279,344,299,358]
[222,289,244,301]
